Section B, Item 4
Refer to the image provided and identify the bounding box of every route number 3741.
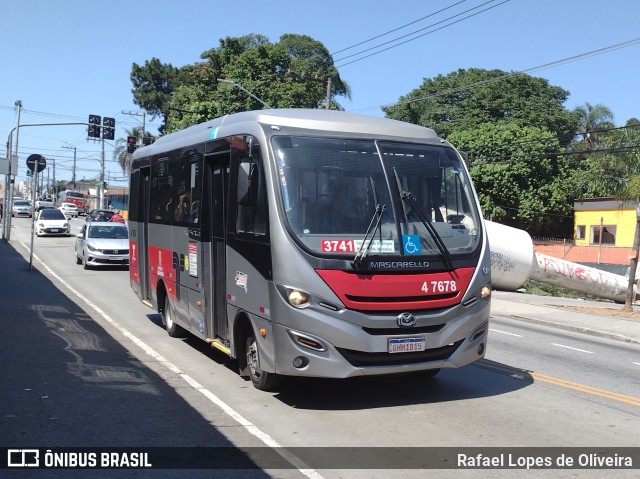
[422,280,457,293]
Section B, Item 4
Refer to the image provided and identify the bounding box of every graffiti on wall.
[491,251,516,273]
[538,255,610,285]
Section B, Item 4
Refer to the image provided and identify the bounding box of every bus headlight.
[287,288,310,308]
[481,284,492,299]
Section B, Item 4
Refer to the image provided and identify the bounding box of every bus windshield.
[273,136,481,258]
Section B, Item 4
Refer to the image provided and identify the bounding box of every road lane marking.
[24,243,324,479]
[489,328,523,337]
[530,371,640,407]
[551,343,593,354]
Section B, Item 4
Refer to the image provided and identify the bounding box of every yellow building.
[574,197,637,247]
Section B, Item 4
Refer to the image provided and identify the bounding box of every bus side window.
[236,152,267,236]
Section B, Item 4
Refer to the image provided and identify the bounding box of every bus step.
[207,338,231,356]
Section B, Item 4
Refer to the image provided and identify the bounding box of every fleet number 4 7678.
[422,281,457,293]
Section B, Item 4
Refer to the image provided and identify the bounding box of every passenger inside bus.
[174,193,190,222]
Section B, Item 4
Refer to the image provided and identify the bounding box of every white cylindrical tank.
[486,220,633,303]
[486,220,535,290]
[530,252,630,303]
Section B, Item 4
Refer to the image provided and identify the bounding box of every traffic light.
[127,136,137,153]
[88,114,101,138]
[102,117,115,140]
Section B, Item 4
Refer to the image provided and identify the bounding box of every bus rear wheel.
[245,333,282,391]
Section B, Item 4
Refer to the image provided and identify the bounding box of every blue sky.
[1,0,639,187]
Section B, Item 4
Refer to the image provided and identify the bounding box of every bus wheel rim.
[247,337,260,379]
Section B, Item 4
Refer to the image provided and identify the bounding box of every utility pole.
[3,101,22,241]
[62,144,76,189]
[100,137,105,209]
[122,110,146,141]
[4,119,99,242]
[325,77,332,110]
[624,203,640,311]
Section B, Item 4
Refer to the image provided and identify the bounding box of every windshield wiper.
[401,191,453,267]
[352,203,386,266]
[391,166,452,267]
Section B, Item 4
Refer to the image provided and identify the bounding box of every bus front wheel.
[245,333,282,392]
[163,299,186,338]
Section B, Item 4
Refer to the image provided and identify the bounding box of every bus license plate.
[388,337,425,353]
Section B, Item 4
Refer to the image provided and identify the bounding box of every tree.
[130,58,180,135]
[572,102,615,150]
[131,34,350,134]
[112,127,154,174]
[383,68,578,143]
[448,123,573,237]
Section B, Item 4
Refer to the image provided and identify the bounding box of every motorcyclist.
[109,209,125,223]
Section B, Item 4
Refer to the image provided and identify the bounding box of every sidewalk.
[491,290,640,345]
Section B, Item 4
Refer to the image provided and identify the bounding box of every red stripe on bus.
[315,267,476,311]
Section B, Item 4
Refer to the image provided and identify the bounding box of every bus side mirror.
[459,150,469,168]
[238,162,259,206]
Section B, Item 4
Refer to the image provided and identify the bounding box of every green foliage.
[112,127,155,174]
[130,58,180,134]
[381,68,640,238]
[131,34,349,134]
[449,123,573,236]
[382,68,578,142]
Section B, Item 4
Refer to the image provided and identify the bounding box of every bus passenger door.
[139,167,151,301]
[204,151,230,340]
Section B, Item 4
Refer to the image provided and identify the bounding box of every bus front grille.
[336,340,463,367]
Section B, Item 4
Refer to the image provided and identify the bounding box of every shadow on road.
[0,241,278,477]
[146,310,533,411]
[272,359,532,410]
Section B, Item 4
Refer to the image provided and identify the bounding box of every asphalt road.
[2,215,639,479]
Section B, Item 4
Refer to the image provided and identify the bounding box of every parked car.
[75,222,129,269]
[12,199,33,217]
[86,209,114,222]
[59,202,79,218]
[35,208,70,236]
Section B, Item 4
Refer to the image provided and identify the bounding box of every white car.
[35,208,70,236]
[59,202,79,218]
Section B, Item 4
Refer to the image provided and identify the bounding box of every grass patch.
[518,280,612,302]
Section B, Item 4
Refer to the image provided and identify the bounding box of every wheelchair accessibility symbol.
[402,234,421,255]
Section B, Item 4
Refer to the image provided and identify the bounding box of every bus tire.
[245,333,282,391]
[163,298,186,338]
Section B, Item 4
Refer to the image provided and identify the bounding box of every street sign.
[0,155,18,175]
[26,154,46,173]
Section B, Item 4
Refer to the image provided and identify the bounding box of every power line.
[331,0,470,55]
[463,123,640,154]
[351,36,640,113]
[470,145,640,163]
[335,0,510,67]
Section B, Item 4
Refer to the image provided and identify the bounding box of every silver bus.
[128,109,491,391]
